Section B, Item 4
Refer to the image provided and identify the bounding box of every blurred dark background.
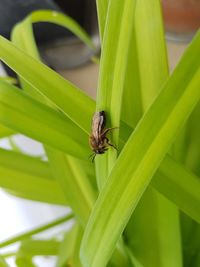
[0,0,97,42]
[0,0,98,70]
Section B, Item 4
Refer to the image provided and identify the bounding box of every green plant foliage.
[0,81,90,159]
[0,35,95,134]
[153,155,200,223]
[0,2,199,267]
[56,224,83,267]
[0,255,9,267]
[15,239,60,267]
[10,10,97,230]
[80,28,200,267]
[0,213,73,249]
[0,148,67,205]
[0,125,14,138]
[47,148,96,226]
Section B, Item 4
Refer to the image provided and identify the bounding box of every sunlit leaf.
[0,35,95,133]
[0,81,89,159]
[80,30,200,267]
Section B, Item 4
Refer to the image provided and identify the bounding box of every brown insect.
[89,111,117,161]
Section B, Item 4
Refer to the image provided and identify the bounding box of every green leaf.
[17,239,60,256]
[184,101,200,175]
[0,213,73,249]
[0,124,14,138]
[0,76,17,85]
[30,10,95,51]
[116,121,200,223]
[11,15,97,227]
[134,2,169,110]
[47,148,96,226]
[0,255,9,267]
[181,214,199,266]
[56,224,83,267]
[153,155,200,223]
[193,253,200,267]
[15,239,60,267]
[96,0,109,41]
[11,16,44,103]
[121,32,143,129]
[80,31,200,267]
[9,11,198,228]
[0,81,90,159]
[122,0,168,127]
[0,148,67,205]
[11,9,96,103]
[0,35,95,133]
[120,1,182,266]
[15,258,36,267]
[125,247,144,267]
[0,80,15,139]
[125,188,182,267]
[95,0,137,188]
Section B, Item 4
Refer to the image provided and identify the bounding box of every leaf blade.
[0,35,94,133]
[80,31,200,267]
[0,148,67,205]
[153,155,200,223]
[0,81,89,159]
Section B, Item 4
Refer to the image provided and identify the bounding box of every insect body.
[89,111,117,161]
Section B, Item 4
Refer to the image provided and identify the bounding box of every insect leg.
[92,153,96,162]
[105,137,117,151]
[89,152,96,162]
[102,127,118,136]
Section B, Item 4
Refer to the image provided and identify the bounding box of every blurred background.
[0,0,199,266]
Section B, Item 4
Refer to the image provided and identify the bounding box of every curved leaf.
[30,10,95,50]
[11,10,97,227]
[0,35,95,133]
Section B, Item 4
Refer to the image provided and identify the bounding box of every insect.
[89,111,117,161]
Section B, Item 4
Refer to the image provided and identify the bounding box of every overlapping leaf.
[0,81,89,158]
[80,30,200,267]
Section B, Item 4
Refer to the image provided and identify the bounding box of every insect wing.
[92,111,105,139]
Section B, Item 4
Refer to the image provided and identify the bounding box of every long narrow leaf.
[11,9,96,103]
[0,81,89,159]
[47,148,96,226]
[0,256,9,267]
[122,1,182,266]
[0,148,49,177]
[80,31,200,267]
[95,0,137,188]
[56,224,83,267]
[11,11,97,228]
[96,0,109,41]
[0,36,95,133]
[0,125,14,138]
[153,155,200,223]
[0,213,73,248]
[17,239,60,256]
[125,187,182,267]
[15,239,59,267]
[0,148,67,205]
[15,257,36,267]
[30,10,95,50]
